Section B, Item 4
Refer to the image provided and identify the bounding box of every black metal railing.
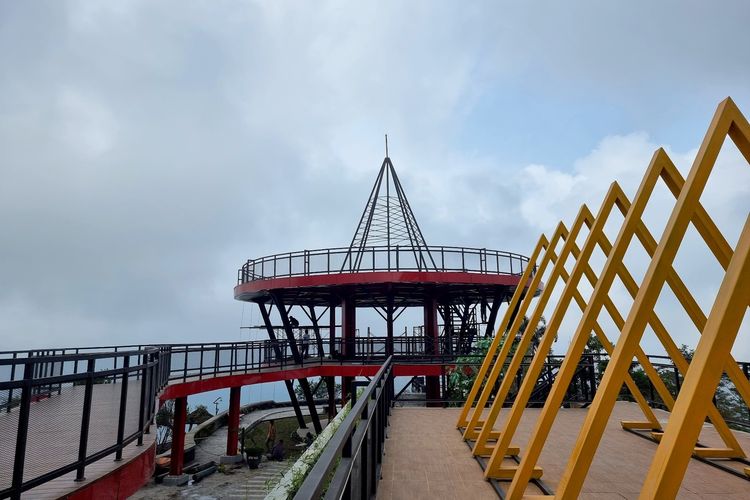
[0,346,170,500]
[237,245,530,284]
[2,338,749,498]
[294,356,394,499]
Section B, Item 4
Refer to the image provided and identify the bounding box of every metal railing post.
[11,361,34,500]
[115,356,130,461]
[137,353,148,446]
[75,358,96,481]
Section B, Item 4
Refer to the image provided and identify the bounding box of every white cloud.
[0,0,747,364]
[58,87,117,157]
[512,132,750,360]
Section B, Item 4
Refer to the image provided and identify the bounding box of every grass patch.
[242,415,317,460]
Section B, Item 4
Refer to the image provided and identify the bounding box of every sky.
[1,1,749,361]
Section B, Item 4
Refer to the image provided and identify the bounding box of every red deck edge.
[234,270,522,299]
[161,363,446,400]
[66,442,155,500]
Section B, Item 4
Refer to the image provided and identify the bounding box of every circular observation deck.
[234,245,533,307]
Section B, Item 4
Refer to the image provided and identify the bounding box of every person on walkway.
[289,315,299,329]
[269,440,285,461]
[265,420,276,452]
[301,329,310,358]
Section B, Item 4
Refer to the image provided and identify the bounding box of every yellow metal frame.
[472,194,671,461]
[551,97,750,499]
[460,223,568,441]
[484,174,746,482]
[458,97,750,498]
[455,237,546,430]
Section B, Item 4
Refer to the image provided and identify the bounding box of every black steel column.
[308,306,325,358]
[329,299,337,357]
[484,293,503,338]
[271,294,302,363]
[386,291,394,356]
[326,376,336,419]
[259,302,306,429]
[11,362,34,500]
[75,359,96,481]
[342,294,356,359]
[272,295,322,434]
[424,294,441,406]
[115,356,130,461]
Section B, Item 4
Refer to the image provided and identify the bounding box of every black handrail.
[295,356,394,499]
[237,245,530,284]
[0,346,170,500]
[2,340,749,499]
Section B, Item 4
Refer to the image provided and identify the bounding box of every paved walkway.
[377,403,750,499]
[192,405,327,464]
[134,405,328,499]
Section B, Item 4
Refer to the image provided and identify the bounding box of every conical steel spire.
[341,154,436,271]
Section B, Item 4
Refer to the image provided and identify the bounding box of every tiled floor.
[377,403,750,499]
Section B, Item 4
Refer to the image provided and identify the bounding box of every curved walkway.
[134,406,327,500]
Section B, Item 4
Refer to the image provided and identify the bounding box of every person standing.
[265,420,276,452]
[302,328,310,358]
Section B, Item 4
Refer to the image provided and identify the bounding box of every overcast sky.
[1,1,748,359]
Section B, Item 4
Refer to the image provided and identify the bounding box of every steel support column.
[258,302,306,429]
[308,306,324,358]
[342,294,356,359]
[169,396,187,476]
[342,375,353,406]
[386,291,394,356]
[326,376,336,419]
[272,295,323,434]
[424,294,441,406]
[484,294,503,338]
[226,387,241,457]
[329,299,337,357]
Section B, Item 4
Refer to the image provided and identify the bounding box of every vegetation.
[156,402,214,451]
[241,415,318,460]
[293,378,341,400]
[445,315,550,403]
[187,405,212,430]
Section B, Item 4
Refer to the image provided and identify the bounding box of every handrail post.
[115,356,130,461]
[75,358,96,481]
[11,361,34,500]
[137,353,148,446]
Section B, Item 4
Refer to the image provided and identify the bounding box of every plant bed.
[244,447,264,469]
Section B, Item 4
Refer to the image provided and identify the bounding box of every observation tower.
[234,151,533,410]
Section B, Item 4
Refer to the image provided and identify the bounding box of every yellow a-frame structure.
[458,97,750,499]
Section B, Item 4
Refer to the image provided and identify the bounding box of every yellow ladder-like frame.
[551,97,750,499]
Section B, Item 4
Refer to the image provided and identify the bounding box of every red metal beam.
[160,363,447,400]
[169,397,187,476]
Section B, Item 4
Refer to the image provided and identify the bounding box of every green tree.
[294,378,341,400]
[187,404,212,430]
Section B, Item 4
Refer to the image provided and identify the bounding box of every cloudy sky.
[1,1,748,359]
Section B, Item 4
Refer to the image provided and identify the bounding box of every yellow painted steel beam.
[484,192,679,479]
[471,208,591,454]
[504,148,690,499]
[555,97,750,499]
[456,237,547,429]
[591,189,744,457]
[640,216,749,498]
[463,224,568,441]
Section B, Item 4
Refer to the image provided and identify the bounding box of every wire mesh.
[23,380,83,483]
[0,387,20,492]
[85,382,121,457]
